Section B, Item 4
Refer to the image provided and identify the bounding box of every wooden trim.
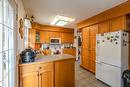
[77,1,130,29]
[32,22,74,33]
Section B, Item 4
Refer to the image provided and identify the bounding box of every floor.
[75,61,110,87]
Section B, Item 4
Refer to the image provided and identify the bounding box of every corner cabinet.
[19,62,54,87]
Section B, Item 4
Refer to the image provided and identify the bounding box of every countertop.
[19,54,75,66]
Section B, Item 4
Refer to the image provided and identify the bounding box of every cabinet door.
[89,51,96,73]
[99,21,110,34]
[45,31,51,44]
[89,60,95,73]
[40,31,45,43]
[89,37,96,51]
[39,71,54,87]
[61,33,74,43]
[20,72,39,87]
[82,38,89,49]
[81,50,90,70]
[89,24,98,73]
[110,15,126,32]
[55,59,75,87]
[39,63,54,87]
[82,27,89,39]
[89,24,98,36]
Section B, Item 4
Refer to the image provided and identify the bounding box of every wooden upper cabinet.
[110,15,126,32]
[89,24,98,37]
[40,31,45,43]
[82,27,89,39]
[40,31,50,44]
[98,21,110,34]
[61,33,74,43]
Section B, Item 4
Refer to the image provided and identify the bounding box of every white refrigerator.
[96,31,129,87]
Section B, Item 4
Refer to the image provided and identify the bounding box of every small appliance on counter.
[20,48,36,63]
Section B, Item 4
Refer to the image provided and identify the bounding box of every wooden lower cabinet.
[39,70,54,87]
[19,59,75,87]
[19,62,54,87]
[55,59,75,87]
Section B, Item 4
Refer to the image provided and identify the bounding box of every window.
[0,0,17,87]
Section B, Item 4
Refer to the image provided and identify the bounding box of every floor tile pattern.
[75,62,110,87]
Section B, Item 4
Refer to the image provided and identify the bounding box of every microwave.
[50,38,61,44]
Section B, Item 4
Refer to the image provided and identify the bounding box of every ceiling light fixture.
[51,15,75,26]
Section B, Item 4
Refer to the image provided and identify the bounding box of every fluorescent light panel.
[51,15,75,26]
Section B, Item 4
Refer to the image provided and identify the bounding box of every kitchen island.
[19,54,75,87]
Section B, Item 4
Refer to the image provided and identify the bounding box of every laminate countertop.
[36,54,75,62]
[19,54,75,66]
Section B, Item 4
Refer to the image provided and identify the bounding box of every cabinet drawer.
[19,62,53,74]
[36,62,53,72]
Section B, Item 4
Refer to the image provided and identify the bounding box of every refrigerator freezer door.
[101,63,122,87]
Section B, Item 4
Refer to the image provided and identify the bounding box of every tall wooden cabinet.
[89,24,98,73]
[81,27,90,70]
[81,24,98,73]
[61,33,74,43]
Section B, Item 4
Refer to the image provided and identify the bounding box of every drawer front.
[19,62,54,74]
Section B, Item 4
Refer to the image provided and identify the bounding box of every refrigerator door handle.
[96,60,101,64]
[100,61,121,68]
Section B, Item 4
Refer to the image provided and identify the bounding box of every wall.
[16,0,26,55]
[15,0,26,87]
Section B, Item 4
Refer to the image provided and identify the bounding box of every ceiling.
[22,0,127,28]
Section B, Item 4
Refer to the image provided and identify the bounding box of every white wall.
[16,0,26,55]
[15,0,26,87]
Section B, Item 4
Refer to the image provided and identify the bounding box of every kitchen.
[28,23,76,56]
[1,0,130,87]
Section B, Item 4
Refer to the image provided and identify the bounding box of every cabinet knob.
[39,67,42,69]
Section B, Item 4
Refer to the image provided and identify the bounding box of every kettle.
[20,48,36,63]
